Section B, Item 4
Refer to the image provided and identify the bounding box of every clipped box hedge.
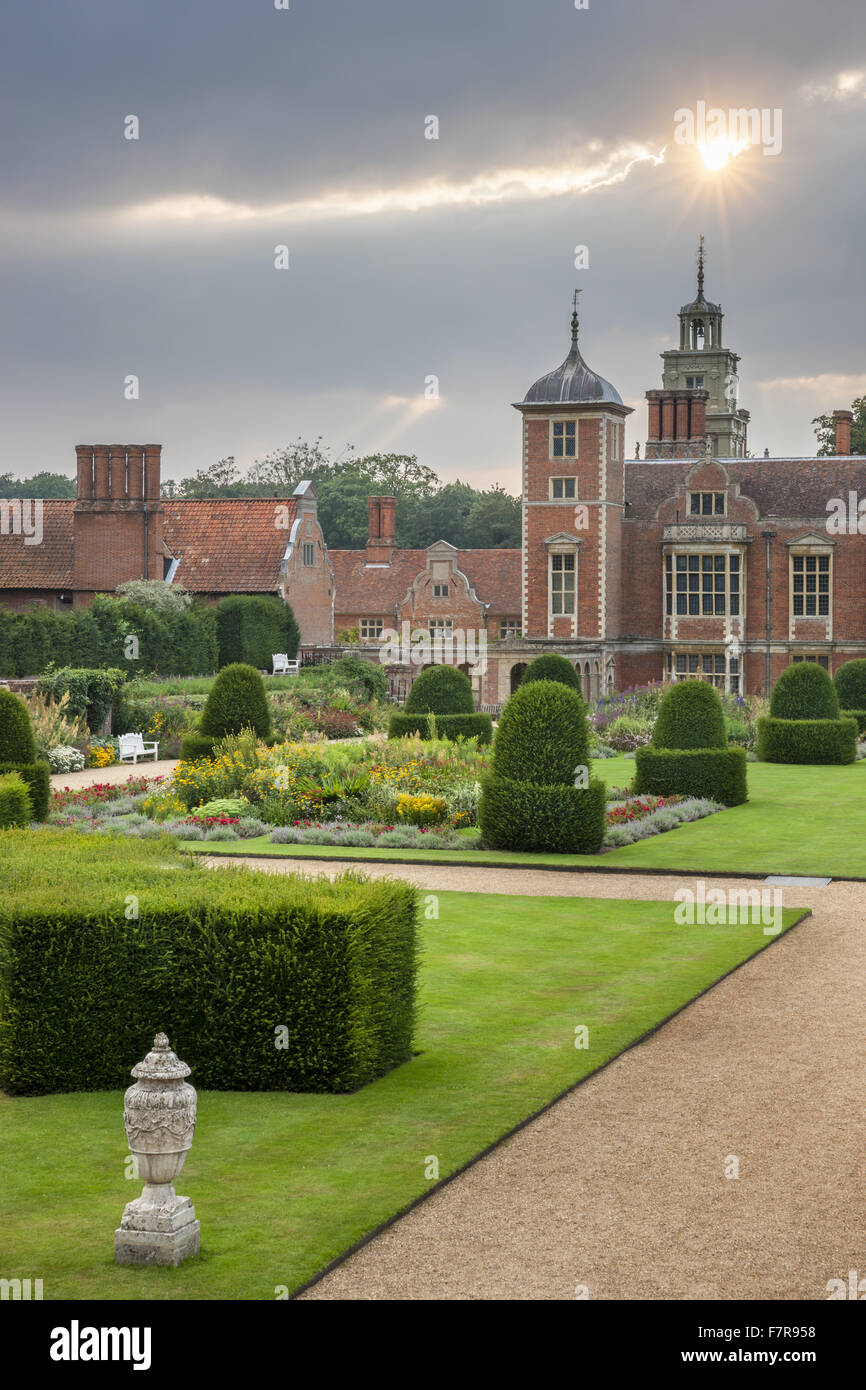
[756,716,857,766]
[840,709,866,735]
[388,711,493,744]
[0,761,50,821]
[633,746,748,806]
[0,831,417,1096]
[478,774,606,853]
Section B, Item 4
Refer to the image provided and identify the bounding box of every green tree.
[0,472,76,498]
[812,397,866,456]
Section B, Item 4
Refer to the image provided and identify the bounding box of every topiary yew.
[769,662,839,721]
[405,665,475,715]
[198,663,271,740]
[834,659,866,712]
[633,680,747,805]
[758,661,855,764]
[478,680,605,853]
[521,653,581,691]
[651,679,727,750]
[0,689,37,763]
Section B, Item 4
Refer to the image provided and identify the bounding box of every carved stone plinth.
[115,1184,200,1267]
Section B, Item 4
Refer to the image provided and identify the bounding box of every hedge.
[0,689,37,762]
[0,832,418,1096]
[387,712,493,744]
[180,732,217,762]
[36,667,127,732]
[0,773,31,829]
[0,762,51,822]
[840,709,866,735]
[756,717,858,766]
[633,747,749,806]
[478,775,606,853]
[404,665,475,715]
[0,596,218,679]
[521,653,581,691]
[834,659,866,711]
[215,594,300,670]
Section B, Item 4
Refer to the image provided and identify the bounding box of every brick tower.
[515,296,632,648]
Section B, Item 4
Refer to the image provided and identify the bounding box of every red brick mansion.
[1,252,863,702]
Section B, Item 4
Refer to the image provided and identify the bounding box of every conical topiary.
[198,663,271,741]
[0,689,37,763]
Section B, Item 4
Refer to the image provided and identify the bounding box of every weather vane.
[697,235,706,296]
[571,287,582,342]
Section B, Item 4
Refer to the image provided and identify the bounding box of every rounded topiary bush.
[198,663,271,740]
[491,680,588,784]
[404,665,475,715]
[758,661,855,764]
[478,680,605,853]
[0,689,37,763]
[651,679,727,750]
[833,659,866,732]
[633,680,748,805]
[769,662,840,721]
[521,653,581,691]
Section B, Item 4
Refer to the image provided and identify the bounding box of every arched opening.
[691,318,705,350]
[510,662,527,694]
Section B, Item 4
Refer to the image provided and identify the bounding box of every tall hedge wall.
[0,833,418,1096]
[215,594,300,670]
[0,595,218,678]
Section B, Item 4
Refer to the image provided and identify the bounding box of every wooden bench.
[272,654,300,676]
[118,733,159,764]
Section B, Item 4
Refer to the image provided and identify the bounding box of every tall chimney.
[93,446,110,502]
[143,445,162,500]
[75,445,94,501]
[365,495,394,565]
[380,496,396,544]
[109,446,127,500]
[834,409,854,456]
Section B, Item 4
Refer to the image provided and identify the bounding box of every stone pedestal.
[115,1184,201,1267]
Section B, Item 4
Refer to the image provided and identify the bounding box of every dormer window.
[689,492,725,517]
[551,420,577,459]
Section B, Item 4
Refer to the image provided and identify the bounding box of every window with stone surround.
[791,654,829,670]
[689,491,725,517]
[791,553,830,617]
[433,583,449,597]
[550,552,576,615]
[359,618,383,641]
[665,552,740,616]
[302,541,315,566]
[666,651,739,694]
[550,420,577,459]
[428,617,453,636]
[499,619,522,640]
[550,477,576,500]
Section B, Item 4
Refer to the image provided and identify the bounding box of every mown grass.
[0,889,806,1299]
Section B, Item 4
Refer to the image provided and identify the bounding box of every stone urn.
[114,1033,201,1267]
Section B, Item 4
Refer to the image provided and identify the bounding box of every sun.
[697,136,750,172]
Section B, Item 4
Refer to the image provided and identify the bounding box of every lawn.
[0,888,807,1300]
[190,756,866,878]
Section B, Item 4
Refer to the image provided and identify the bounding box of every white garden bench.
[272,654,299,676]
[118,733,159,764]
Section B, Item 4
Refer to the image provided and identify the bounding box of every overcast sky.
[2,0,865,489]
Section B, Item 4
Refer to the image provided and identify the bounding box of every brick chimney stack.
[365,495,396,565]
[72,444,164,599]
[834,409,854,456]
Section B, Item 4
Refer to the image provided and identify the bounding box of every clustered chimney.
[645,388,710,459]
[72,444,164,594]
[365,495,396,565]
[834,409,854,456]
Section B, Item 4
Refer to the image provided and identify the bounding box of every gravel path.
[209,855,864,1301]
[50,759,178,791]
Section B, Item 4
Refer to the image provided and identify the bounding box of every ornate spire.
[570,288,581,349]
[697,234,705,298]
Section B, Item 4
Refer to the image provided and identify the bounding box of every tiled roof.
[624,458,866,522]
[330,547,521,615]
[0,500,74,589]
[0,498,296,593]
[163,499,296,592]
